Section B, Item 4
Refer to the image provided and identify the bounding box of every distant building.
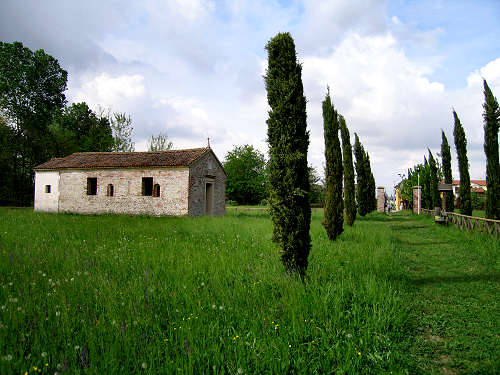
[451,179,486,207]
[33,147,226,216]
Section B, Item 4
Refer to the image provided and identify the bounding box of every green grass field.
[0,208,498,374]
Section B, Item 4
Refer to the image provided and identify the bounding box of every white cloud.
[70,73,146,108]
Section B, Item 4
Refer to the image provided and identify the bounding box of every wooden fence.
[421,208,499,239]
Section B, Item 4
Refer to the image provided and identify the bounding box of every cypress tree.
[421,157,431,209]
[264,32,311,277]
[354,133,368,216]
[428,149,441,209]
[483,79,500,219]
[453,110,472,216]
[365,151,377,212]
[339,115,356,226]
[322,89,344,240]
[441,130,454,212]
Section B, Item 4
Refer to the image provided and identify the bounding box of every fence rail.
[421,208,499,239]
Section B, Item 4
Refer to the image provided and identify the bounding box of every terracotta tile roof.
[471,187,485,193]
[34,148,210,170]
[452,179,486,186]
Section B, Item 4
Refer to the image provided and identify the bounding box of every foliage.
[421,157,431,209]
[428,149,440,209]
[354,133,369,216]
[309,165,325,205]
[147,132,173,151]
[265,32,311,277]
[0,41,67,205]
[453,110,472,215]
[110,112,135,152]
[482,79,500,219]
[339,115,356,226]
[223,144,267,205]
[365,152,377,212]
[322,89,344,240]
[441,131,454,212]
[50,102,114,155]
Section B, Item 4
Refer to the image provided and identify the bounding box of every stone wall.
[188,150,226,216]
[34,171,60,212]
[58,167,190,216]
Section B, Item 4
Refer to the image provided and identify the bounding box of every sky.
[1,0,499,193]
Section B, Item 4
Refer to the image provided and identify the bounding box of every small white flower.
[43,273,46,277]
[70,278,74,282]
[57,363,63,370]
[55,311,60,317]
[74,345,80,351]
[347,333,352,338]
[1,306,5,310]
[17,307,21,311]
[141,362,147,369]
[8,282,12,286]
[9,297,17,303]
[41,352,47,357]
[200,282,205,287]
[219,305,224,310]
[112,320,116,325]
[2,354,12,361]
[237,368,243,374]
[211,304,216,309]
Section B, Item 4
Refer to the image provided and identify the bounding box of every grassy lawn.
[0,208,498,374]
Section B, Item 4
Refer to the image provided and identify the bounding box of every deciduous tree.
[147,132,173,151]
[265,32,311,277]
[224,144,267,205]
[0,41,67,205]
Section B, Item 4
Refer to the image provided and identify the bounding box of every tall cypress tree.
[441,130,454,212]
[421,157,431,209]
[354,133,368,216]
[339,115,356,226]
[365,151,377,212]
[453,110,472,216]
[483,79,500,220]
[428,149,441,209]
[322,89,344,240]
[265,32,311,277]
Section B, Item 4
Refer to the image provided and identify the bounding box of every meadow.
[0,208,498,374]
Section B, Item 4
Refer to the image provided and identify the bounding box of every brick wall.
[188,150,226,216]
[58,167,190,216]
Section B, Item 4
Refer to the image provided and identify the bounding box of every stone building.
[33,147,226,216]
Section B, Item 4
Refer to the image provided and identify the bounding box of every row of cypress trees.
[407,79,498,219]
[265,32,377,277]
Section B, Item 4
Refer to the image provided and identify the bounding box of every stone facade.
[57,167,190,216]
[188,150,226,216]
[33,148,226,216]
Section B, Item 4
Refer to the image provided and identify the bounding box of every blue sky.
[1,0,499,192]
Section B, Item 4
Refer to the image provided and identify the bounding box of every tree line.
[0,41,172,206]
[399,80,499,219]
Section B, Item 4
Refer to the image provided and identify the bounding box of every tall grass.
[0,208,412,374]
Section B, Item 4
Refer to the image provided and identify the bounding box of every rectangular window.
[142,177,153,196]
[87,178,97,195]
[45,185,51,193]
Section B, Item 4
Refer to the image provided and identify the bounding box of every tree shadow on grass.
[409,273,500,286]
